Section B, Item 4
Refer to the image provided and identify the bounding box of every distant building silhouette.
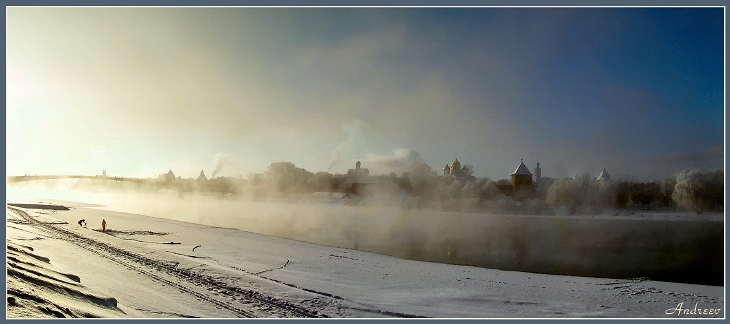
[345,160,370,196]
[347,160,369,181]
[165,169,175,182]
[197,170,208,182]
[495,159,538,196]
[511,159,533,190]
[442,158,473,179]
[596,168,610,187]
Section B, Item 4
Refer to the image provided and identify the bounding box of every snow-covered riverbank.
[5,199,725,318]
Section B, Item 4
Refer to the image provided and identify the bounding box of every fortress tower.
[596,168,610,187]
[197,170,208,182]
[511,159,533,190]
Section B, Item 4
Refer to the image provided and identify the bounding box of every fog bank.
[7,180,723,286]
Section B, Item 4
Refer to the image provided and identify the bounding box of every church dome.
[451,159,461,170]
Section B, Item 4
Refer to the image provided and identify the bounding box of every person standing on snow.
[102,219,107,232]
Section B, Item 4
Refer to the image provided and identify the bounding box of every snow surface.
[5,181,726,318]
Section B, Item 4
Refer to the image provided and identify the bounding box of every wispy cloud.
[642,146,724,165]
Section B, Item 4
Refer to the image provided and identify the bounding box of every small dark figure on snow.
[77,219,87,227]
[102,219,107,232]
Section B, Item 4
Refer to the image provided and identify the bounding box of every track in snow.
[8,206,326,318]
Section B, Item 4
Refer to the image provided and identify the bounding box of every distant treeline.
[8,175,131,182]
[9,163,723,215]
[245,162,723,215]
[541,169,723,215]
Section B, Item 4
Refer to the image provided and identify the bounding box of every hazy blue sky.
[6,7,724,181]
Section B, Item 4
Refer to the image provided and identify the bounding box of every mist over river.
[7,180,724,286]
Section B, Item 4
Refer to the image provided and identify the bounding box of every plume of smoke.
[211,153,233,178]
[327,119,367,173]
[366,148,427,175]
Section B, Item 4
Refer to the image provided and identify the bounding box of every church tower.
[534,161,541,184]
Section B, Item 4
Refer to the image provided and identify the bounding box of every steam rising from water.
[327,120,368,172]
[325,119,426,175]
[7,179,723,286]
[366,149,427,175]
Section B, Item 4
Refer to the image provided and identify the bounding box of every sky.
[6,7,725,181]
